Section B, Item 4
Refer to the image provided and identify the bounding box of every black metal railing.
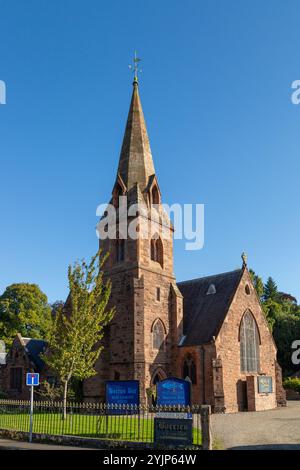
[0,400,209,447]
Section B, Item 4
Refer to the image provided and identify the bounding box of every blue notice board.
[106,380,139,414]
[156,378,191,406]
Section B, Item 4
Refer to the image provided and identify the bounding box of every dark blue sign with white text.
[156,378,191,406]
[106,380,139,414]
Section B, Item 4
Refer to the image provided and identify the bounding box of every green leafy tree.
[273,312,300,376]
[0,283,51,347]
[51,300,65,317]
[264,277,279,301]
[43,250,114,418]
[262,298,282,331]
[249,269,264,300]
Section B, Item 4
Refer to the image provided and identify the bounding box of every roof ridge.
[177,268,242,285]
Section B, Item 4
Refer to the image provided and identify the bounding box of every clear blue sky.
[0,0,299,303]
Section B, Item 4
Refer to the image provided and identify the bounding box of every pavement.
[0,439,94,450]
[211,400,300,450]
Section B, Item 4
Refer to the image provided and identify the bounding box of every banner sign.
[154,417,192,447]
[106,380,139,414]
[257,376,273,394]
[156,378,191,406]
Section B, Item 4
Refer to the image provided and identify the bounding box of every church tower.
[83,76,183,403]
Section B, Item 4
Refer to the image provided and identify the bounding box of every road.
[211,400,300,450]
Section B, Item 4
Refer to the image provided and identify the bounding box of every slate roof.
[177,269,243,346]
[22,338,47,371]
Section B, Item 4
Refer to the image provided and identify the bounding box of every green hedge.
[283,377,300,392]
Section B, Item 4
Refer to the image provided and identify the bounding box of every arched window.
[152,374,161,385]
[150,235,163,267]
[151,368,167,385]
[113,183,123,208]
[116,238,125,263]
[151,238,156,261]
[152,185,160,205]
[182,355,197,384]
[240,311,260,373]
[152,319,165,350]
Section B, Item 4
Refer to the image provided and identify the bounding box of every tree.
[249,269,264,300]
[51,300,65,317]
[0,283,51,347]
[264,277,279,301]
[43,250,114,418]
[262,298,282,331]
[273,312,300,376]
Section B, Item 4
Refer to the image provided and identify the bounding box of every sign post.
[26,372,39,443]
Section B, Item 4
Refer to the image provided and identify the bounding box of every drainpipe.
[201,345,206,404]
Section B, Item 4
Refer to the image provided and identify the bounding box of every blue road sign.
[26,372,39,386]
[156,377,191,406]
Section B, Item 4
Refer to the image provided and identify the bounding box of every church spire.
[116,77,155,192]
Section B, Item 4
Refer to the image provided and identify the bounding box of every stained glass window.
[152,320,165,349]
[240,311,260,373]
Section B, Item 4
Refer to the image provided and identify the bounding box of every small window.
[152,185,160,205]
[152,319,165,350]
[156,287,161,301]
[150,236,163,267]
[182,355,197,384]
[113,183,123,208]
[245,284,251,295]
[116,238,125,262]
[207,284,216,295]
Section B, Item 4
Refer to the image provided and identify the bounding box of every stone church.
[82,78,285,413]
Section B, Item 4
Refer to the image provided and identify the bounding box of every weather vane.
[128,51,142,83]
[241,251,248,267]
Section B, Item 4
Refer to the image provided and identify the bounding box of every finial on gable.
[241,251,247,267]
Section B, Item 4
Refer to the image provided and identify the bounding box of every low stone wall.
[0,428,203,450]
[0,428,154,449]
[286,389,300,400]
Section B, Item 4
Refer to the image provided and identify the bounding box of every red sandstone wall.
[216,269,277,413]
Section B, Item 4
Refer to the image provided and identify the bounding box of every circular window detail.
[245,284,251,295]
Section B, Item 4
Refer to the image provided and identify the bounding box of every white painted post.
[29,384,34,443]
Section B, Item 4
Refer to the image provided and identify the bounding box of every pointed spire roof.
[117,82,155,191]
